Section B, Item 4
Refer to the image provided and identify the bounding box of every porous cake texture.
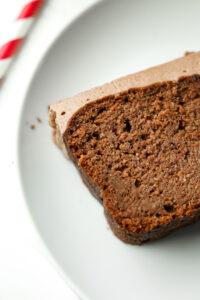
[49,52,200,244]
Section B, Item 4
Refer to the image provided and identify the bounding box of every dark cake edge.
[64,135,200,245]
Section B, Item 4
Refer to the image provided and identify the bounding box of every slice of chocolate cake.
[49,52,200,244]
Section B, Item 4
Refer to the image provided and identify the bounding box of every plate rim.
[16,2,103,300]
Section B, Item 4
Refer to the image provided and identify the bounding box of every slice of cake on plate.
[49,52,200,244]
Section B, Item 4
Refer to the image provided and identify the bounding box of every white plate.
[18,1,200,299]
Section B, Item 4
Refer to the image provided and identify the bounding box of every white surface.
[1,1,200,300]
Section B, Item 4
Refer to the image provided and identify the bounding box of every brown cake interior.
[64,75,200,236]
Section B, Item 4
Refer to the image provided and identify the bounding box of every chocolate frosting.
[49,51,200,157]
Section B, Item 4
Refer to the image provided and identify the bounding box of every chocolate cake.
[49,52,200,244]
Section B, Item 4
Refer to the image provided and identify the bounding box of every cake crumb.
[184,51,194,56]
[30,125,35,130]
[37,117,42,123]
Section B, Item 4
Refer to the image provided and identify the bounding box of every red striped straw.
[0,0,45,84]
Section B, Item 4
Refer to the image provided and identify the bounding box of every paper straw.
[0,0,45,84]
